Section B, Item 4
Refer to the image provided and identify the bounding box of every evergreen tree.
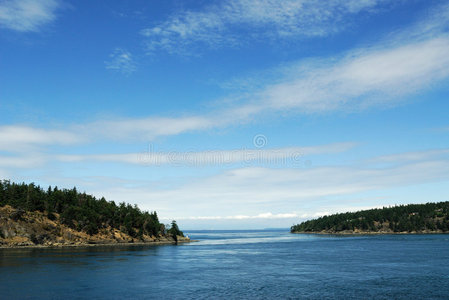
[0,180,168,238]
[291,201,449,233]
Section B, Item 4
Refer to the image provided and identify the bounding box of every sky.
[1,0,449,230]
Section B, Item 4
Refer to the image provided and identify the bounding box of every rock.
[177,236,190,243]
[30,233,39,244]
[11,209,25,221]
[0,205,192,248]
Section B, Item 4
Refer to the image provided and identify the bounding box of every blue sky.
[1,0,449,229]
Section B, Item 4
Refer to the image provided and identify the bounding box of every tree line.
[291,201,449,233]
[0,180,183,238]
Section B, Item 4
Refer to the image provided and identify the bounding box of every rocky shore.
[0,205,190,248]
[292,229,447,235]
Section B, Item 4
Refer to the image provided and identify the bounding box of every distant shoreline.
[291,202,449,234]
[292,230,448,235]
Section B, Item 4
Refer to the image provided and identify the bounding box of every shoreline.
[292,231,448,235]
[0,238,197,250]
[0,205,195,250]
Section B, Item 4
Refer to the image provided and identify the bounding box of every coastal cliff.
[0,205,189,248]
[0,180,189,248]
[291,201,449,234]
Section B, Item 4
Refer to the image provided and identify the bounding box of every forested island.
[291,201,449,234]
[0,180,188,247]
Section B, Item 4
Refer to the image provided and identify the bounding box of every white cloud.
[0,4,446,149]
[396,2,449,42]
[2,34,449,149]
[87,116,214,141]
[41,28,449,143]
[105,48,136,75]
[99,6,449,140]
[56,142,355,166]
[173,212,299,221]
[1,3,449,159]
[0,169,9,179]
[141,0,390,54]
[12,148,448,228]
[245,36,449,114]
[0,0,61,32]
[0,125,82,152]
[371,148,449,164]
[0,154,46,168]
[77,148,449,219]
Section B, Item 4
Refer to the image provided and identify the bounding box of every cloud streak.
[3,30,449,150]
[251,36,449,114]
[68,148,449,220]
[2,3,449,159]
[141,0,390,54]
[56,142,355,166]
[97,28,449,141]
[100,4,449,141]
[0,154,46,168]
[0,0,61,32]
[173,212,299,221]
[105,48,137,75]
[0,125,82,152]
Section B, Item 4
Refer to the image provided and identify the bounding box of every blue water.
[1,230,449,299]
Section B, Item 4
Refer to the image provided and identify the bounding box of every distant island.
[291,201,449,234]
[0,180,189,248]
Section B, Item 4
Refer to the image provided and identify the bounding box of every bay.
[1,230,448,299]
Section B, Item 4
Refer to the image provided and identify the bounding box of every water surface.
[1,230,448,299]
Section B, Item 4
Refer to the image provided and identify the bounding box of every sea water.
[1,230,448,299]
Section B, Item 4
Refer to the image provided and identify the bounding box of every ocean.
[1,230,448,299]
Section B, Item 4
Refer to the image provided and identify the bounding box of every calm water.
[1,230,449,299]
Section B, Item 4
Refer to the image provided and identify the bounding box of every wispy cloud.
[2,29,448,150]
[164,211,344,222]
[3,32,449,147]
[121,32,449,137]
[0,125,82,152]
[174,212,299,221]
[0,154,46,168]
[141,0,390,54]
[103,4,449,140]
[0,0,61,32]
[370,149,449,164]
[2,4,449,155]
[105,48,136,75]
[4,147,448,224]
[86,116,213,141]
[53,148,449,220]
[56,142,355,166]
[395,1,449,42]
[251,36,449,114]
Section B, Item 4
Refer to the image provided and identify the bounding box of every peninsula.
[0,180,189,248]
[291,201,449,234]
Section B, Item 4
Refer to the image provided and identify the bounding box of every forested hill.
[291,202,449,234]
[0,180,186,247]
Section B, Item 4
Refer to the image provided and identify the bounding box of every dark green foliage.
[0,180,164,237]
[167,220,184,237]
[291,201,449,233]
